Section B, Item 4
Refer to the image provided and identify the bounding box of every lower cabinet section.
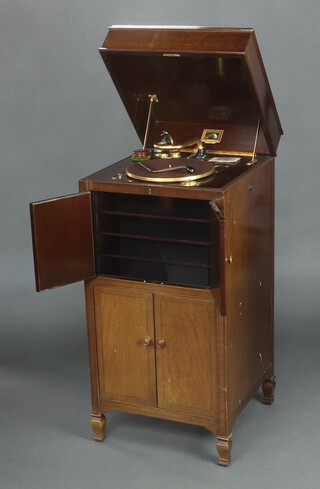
[93,284,217,418]
[86,277,275,466]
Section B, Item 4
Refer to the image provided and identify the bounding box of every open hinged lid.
[100,26,282,157]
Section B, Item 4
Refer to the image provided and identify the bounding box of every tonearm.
[153,135,205,159]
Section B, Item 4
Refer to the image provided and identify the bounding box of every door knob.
[143,336,152,346]
[156,339,166,348]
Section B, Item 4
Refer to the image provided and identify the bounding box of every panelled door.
[155,294,217,417]
[94,286,157,407]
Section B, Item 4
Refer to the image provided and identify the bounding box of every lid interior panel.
[100,27,282,156]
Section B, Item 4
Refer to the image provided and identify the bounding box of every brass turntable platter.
[126,158,216,183]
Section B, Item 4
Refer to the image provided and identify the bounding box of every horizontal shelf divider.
[100,253,210,269]
[97,209,210,224]
[98,231,210,246]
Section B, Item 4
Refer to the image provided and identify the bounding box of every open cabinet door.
[209,200,226,316]
[30,192,95,291]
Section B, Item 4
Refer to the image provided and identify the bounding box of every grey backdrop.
[1,1,320,488]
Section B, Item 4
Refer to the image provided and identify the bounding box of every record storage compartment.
[93,192,220,289]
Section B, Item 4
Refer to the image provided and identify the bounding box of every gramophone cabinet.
[30,26,282,465]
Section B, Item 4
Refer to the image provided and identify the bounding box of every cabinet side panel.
[155,294,217,417]
[94,286,157,407]
[224,159,274,427]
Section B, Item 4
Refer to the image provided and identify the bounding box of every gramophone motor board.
[30,26,282,466]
